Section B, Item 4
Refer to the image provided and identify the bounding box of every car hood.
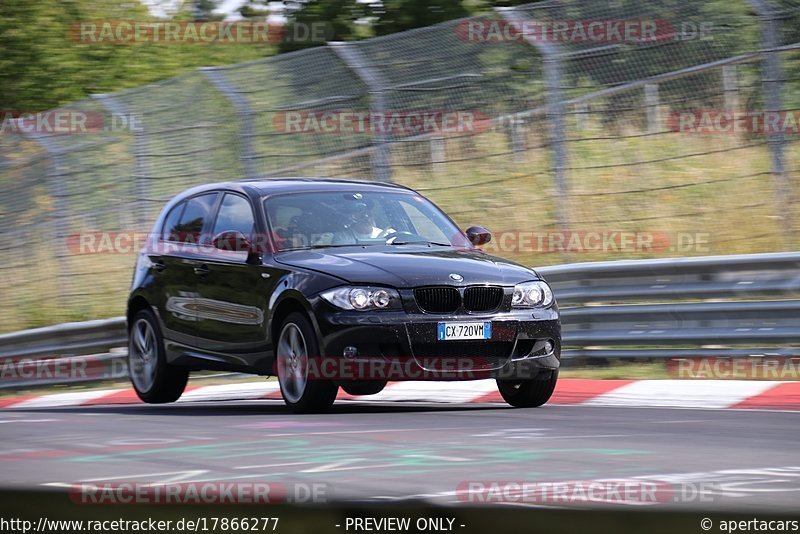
[273,246,539,287]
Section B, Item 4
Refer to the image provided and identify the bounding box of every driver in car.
[333,201,394,243]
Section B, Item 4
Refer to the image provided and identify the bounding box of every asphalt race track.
[1,401,798,511]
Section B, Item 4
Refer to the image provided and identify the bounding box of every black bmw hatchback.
[127,179,561,412]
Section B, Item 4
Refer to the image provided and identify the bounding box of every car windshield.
[264,190,471,251]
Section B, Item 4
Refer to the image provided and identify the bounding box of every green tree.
[370,0,470,36]
[191,0,225,20]
[0,0,277,112]
[278,0,366,53]
[276,0,543,52]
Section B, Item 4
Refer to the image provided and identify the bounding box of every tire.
[128,309,189,403]
[496,371,558,408]
[276,312,338,413]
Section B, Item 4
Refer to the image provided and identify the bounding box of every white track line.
[584,380,780,409]
[365,380,497,403]
[178,381,280,402]
[10,389,124,408]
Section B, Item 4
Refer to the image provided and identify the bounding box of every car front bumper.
[311,302,561,381]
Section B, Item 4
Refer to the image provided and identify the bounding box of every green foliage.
[191,0,224,20]
[0,0,547,111]
[277,0,540,52]
[0,0,276,112]
[371,0,471,36]
[278,0,367,53]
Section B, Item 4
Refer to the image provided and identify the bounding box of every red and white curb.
[2,379,800,410]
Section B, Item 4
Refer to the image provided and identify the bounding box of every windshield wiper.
[390,240,451,246]
[287,241,452,250]
[280,244,363,251]
[306,244,365,249]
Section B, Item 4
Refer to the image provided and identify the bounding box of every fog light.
[544,340,554,354]
[343,346,358,359]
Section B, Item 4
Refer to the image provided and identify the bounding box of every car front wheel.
[276,312,338,413]
[496,371,558,408]
[128,309,189,403]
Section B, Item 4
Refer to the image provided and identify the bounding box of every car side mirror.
[465,226,492,246]
[212,231,260,264]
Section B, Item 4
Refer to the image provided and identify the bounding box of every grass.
[560,362,671,380]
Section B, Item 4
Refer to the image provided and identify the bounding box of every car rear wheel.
[276,312,338,413]
[128,309,189,403]
[496,371,558,408]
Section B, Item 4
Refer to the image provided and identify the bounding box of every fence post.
[200,68,258,181]
[329,41,393,182]
[430,135,446,172]
[645,84,660,133]
[747,0,792,246]
[721,65,739,112]
[93,93,151,229]
[509,117,526,162]
[497,8,570,236]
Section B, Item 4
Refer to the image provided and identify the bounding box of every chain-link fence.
[0,0,799,332]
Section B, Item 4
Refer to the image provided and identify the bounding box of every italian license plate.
[437,322,492,341]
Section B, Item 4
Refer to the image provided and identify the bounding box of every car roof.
[177,177,415,199]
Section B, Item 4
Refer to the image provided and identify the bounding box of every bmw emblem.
[449,273,464,282]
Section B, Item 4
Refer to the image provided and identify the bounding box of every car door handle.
[193,264,210,276]
[151,259,167,272]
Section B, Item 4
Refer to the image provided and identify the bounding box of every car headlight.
[512,281,554,308]
[320,286,401,311]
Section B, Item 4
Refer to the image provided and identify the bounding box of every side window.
[162,202,185,242]
[212,194,255,237]
[175,193,218,244]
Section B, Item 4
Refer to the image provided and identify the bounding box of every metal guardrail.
[0,318,127,388]
[1,252,798,388]
[0,317,126,360]
[539,252,800,362]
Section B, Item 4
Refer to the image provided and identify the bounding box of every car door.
[192,191,278,366]
[152,192,219,351]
